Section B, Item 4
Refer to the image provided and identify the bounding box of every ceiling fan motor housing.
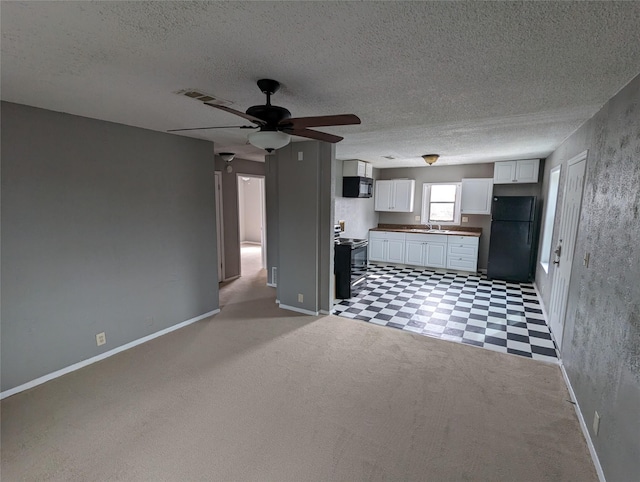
[246,104,291,127]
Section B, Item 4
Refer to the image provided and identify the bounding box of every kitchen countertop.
[370,225,482,237]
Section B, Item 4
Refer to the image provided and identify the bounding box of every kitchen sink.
[406,228,450,234]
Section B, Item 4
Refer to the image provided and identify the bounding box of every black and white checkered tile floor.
[333,265,558,363]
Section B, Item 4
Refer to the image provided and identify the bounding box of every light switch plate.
[462,216,469,223]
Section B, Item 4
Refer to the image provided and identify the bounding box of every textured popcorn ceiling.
[2,1,639,167]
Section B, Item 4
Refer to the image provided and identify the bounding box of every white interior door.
[548,152,587,349]
[214,171,224,282]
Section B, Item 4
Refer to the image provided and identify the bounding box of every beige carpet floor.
[1,245,597,481]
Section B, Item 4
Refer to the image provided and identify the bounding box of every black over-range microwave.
[343,176,373,198]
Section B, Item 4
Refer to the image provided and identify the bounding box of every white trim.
[319,309,331,315]
[214,171,225,282]
[421,182,462,225]
[223,275,240,282]
[278,304,319,316]
[568,149,589,167]
[559,362,606,482]
[266,282,277,288]
[0,309,220,400]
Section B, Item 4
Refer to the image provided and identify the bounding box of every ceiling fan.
[168,79,361,152]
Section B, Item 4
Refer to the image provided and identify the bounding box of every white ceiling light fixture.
[422,154,440,166]
[247,130,291,153]
[219,152,235,172]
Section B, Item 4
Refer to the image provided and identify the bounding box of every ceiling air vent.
[382,155,395,160]
[174,88,232,106]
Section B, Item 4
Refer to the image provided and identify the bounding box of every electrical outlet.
[297,151,304,161]
[298,293,304,303]
[462,216,469,223]
[593,411,600,436]
[414,215,420,221]
[96,332,106,346]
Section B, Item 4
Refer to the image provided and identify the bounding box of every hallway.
[219,243,271,308]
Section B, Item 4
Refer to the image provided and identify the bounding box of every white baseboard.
[319,309,331,315]
[0,309,220,400]
[531,283,604,480]
[266,282,277,288]
[278,304,318,316]
[222,275,240,282]
[559,362,606,482]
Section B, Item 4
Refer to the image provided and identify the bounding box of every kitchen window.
[421,183,462,225]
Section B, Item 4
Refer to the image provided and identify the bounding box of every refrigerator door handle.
[527,223,532,245]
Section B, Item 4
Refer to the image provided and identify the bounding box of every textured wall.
[214,157,265,280]
[536,74,640,481]
[1,102,219,392]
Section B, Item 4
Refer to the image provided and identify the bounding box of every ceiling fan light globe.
[248,130,290,151]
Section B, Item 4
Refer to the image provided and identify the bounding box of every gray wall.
[535,74,640,482]
[334,160,379,239]
[267,141,334,313]
[214,157,265,279]
[1,102,219,392]
[378,163,498,270]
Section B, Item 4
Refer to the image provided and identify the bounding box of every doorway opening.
[237,174,267,278]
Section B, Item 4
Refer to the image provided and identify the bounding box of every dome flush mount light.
[422,154,440,166]
[219,152,236,173]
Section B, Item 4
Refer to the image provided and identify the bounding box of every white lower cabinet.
[403,233,447,269]
[370,230,480,273]
[446,235,479,273]
[368,231,406,263]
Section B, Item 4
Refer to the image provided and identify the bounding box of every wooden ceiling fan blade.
[204,103,266,125]
[281,114,361,129]
[167,125,257,132]
[284,128,344,143]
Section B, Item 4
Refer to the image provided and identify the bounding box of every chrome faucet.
[426,223,433,230]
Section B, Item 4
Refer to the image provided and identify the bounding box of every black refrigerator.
[487,196,537,282]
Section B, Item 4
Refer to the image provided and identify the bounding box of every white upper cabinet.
[515,159,540,183]
[343,160,371,178]
[374,179,415,212]
[374,180,394,211]
[461,178,493,215]
[365,162,373,178]
[493,159,540,184]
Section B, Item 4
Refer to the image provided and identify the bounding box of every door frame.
[235,174,267,273]
[214,171,225,282]
[548,150,588,350]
